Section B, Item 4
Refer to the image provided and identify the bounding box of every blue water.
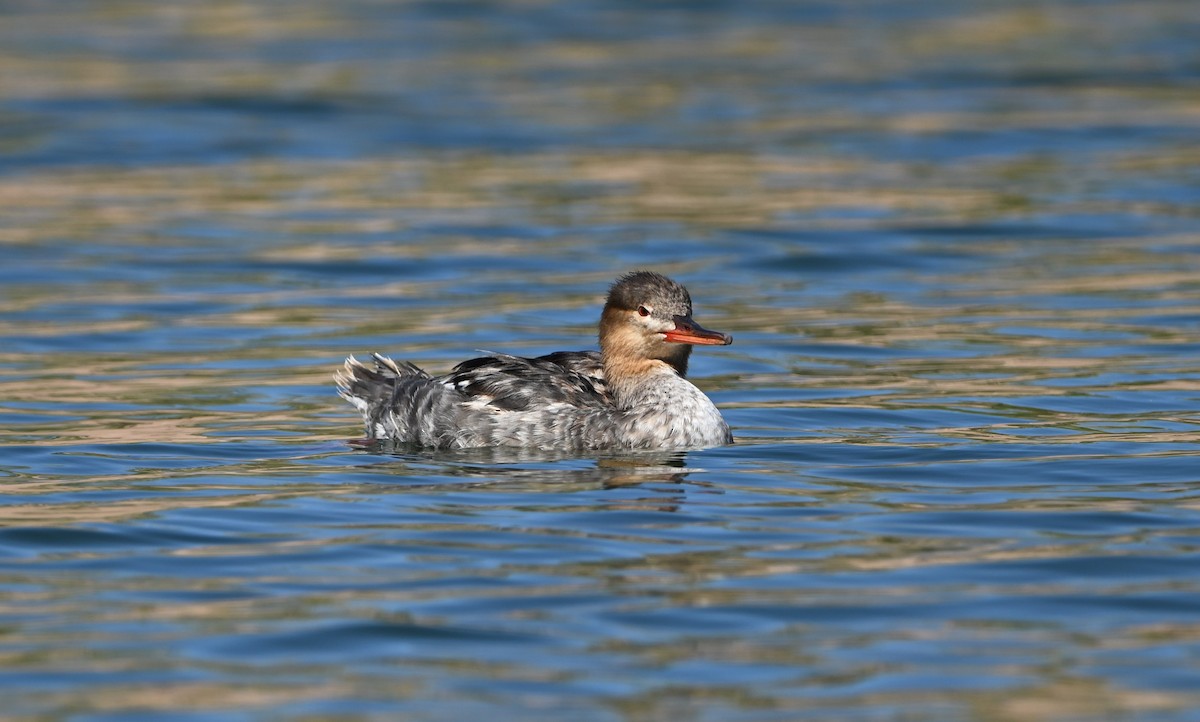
[3,1,1200,720]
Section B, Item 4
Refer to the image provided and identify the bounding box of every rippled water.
[3,1,1200,720]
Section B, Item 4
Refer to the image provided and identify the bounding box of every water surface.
[3,1,1200,720]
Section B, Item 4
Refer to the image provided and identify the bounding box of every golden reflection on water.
[0,153,997,237]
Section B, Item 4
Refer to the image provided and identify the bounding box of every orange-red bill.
[664,315,733,346]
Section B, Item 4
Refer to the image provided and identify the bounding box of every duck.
[335,271,733,451]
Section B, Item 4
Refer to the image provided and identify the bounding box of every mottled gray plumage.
[335,271,734,451]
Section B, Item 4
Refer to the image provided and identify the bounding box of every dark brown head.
[599,271,731,377]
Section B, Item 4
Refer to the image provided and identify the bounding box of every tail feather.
[334,354,481,447]
[334,353,428,417]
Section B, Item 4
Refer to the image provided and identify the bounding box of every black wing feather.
[443,351,610,411]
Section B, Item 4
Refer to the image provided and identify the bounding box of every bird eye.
[637,305,651,317]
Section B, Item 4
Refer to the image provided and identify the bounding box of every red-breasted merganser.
[335,271,733,450]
